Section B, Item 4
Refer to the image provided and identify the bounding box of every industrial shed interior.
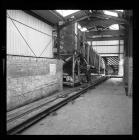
[6,10,133,135]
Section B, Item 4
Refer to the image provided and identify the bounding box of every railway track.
[7,76,109,135]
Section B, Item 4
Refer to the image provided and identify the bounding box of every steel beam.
[60,15,90,29]
[81,18,124,29]
[91,13,128,24]
[92,44,121,46]
[49,10,66,22]
[87,36,126,41]
[99,53,124,54]
[60,12,128,29]
[23,10,55,27]
[85,30,126,36]
[56,25,60,59]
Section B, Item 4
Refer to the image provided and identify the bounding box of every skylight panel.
[103,10,118,17]
[80,27,87,32]
[56,10,80,17]
[115,10,124,12]
[109,24,119,30]
[78,24,88,32]
[78,24,82,29]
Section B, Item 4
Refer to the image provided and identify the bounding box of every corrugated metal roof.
[55,10,80,17]
[31,10,64,25]
[30,10,127,37]
[64,10,87,20]
[30,10,88,26]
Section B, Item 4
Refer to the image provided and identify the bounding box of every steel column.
[72,54,75,87]
[57,25,60,59]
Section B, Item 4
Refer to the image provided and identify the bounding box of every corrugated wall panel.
[100,54,118,57]
[7,10,52,35]
[92,40,119,46]
[92,45,119,54]
[7,10,53,58]
[91,40,124,54]
[7,17,32,56]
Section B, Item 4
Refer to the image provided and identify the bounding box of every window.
[109,24,119,30]
[103,10,118,17]
[87,41,91,45]
[115,10,124,12]
[78,24,88,32]
[56,10,80,17]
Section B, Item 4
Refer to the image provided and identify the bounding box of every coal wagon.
[54,23,106,86]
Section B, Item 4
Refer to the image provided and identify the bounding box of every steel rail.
[7,86,84,122]
[7,76,108,135]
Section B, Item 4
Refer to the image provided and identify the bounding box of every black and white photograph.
[5,10,133,135]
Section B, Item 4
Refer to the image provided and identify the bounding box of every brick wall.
[7,55,63,111]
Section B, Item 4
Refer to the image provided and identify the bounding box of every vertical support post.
[123,10,133,96]
[72,53,75,87]
[83,32,86,57]
[119,40,120,59]
[118,39,120,75]
[57,25,60,59]
[91,41,95,67]
[124,35,128,95]
[103,57,106,75]
[75,22,78,51]
[52,31,54,57]
[83,42,85,57]
[104,65,105,75]
[127,13,133,96]
[87,45,90,64]
[78,58,80,83]
[94,51,96,69]
[91,41,92,48]
[98,56,100,74]
[105,57,108,75]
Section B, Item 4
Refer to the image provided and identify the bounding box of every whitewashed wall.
[7,10,53,58]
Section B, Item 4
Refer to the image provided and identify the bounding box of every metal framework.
[59,11,128,29]
[85,30,126,36]
[87,36,126,41]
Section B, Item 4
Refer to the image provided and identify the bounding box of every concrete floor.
[21,78,132,135]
